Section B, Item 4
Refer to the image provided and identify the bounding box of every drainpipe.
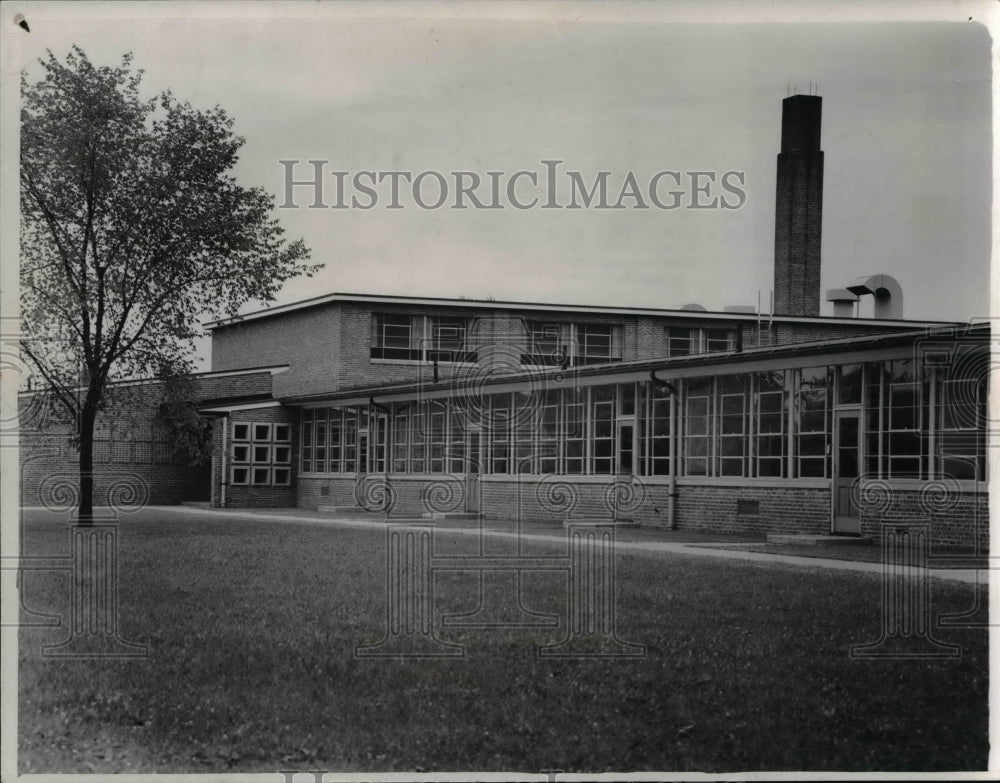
[651,371,679,530]
[220,414,228,508]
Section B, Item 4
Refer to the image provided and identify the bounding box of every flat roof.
[203,291,959,331]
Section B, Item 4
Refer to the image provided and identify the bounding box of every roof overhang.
[281,322,989,408]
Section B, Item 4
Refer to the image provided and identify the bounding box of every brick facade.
[210,405,298,508]
[859,487,989,551]
[293,473,981,547]
[19,370,276,509]
[773,95,823,317]
[209,297,921,401]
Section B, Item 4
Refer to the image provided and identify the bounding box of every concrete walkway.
[150,506,986,586]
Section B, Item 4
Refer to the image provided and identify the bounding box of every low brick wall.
[298,475,470,517]
[672,482,832,537]
[859,488,988,550]
[292,473,986,548]
[21,445,209,509]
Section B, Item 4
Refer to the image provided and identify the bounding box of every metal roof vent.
[680,303,707,311]
[825,288,857,317]
[845,274,904,319]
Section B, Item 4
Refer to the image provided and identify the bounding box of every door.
[833,410,861,535]
[465,431,481,513]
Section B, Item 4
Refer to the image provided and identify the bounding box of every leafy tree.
[154,367,213,467]
[20,47,317,520]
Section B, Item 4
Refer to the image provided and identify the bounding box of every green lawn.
[17,508,988,773]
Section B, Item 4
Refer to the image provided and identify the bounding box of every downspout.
[220,414,228,508]
[651,371,679,530]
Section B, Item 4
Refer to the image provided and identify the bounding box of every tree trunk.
[77,396,98,524]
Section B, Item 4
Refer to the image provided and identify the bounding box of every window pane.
[837,364,863,405]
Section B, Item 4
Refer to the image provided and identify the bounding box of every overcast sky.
[7,2,993,368]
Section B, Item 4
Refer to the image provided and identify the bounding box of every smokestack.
[773,94,823,317]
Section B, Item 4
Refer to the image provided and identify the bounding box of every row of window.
[370,313,738,366]
[298,359,986,481]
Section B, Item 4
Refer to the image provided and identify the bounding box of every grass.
[17,507,988,773]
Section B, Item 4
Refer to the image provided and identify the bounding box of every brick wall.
[211,406,299,508]
[210,306,341,399]
[297,475,448,517]
[859,489,989,550]
[210,299,922,400]
[20,370,275,509]
[20,382,212,508]
[294,471,984,547]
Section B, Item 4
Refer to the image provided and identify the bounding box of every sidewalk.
[150,506,986,586]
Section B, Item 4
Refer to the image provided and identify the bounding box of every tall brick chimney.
[773,94,823,317]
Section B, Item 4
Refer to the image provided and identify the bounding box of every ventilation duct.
[845,274,903,319]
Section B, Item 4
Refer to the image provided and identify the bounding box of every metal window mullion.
[709,378,716,477]
[926,367,936,480]
[877,365,885,479]
[787,369,796,479]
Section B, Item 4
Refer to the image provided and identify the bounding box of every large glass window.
[718,375,749,477]
[410,403,426,473]
[937,351,987,481]
[704,328,734,353]
[864,362,884,478]
[837,364,863,405]
[796,367,830,478]
[370,314,417,360]
[755,371,785,478]
[314,409,328,473]
[664,326,736,357]
[371,314,476,363]
[448,406,466,473]
[564,388,586,474]
[590,385,616,474]
[427,401,446,473]
[666,327,696,357]
[525,322,567,365]
[429,316,474,363]
[523,321,622,366]
[512,392,534,473]
[577,324,618,365]
[865,360,929,479]
[537,389,560,473]
[684,378,712,476]
[391,408,408,473]
[300,413,313,473]
[328,411,342,473]
[489,394,511,474]
[343,409,358,473]
[648,382,672,476]
[884,359,922,478]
